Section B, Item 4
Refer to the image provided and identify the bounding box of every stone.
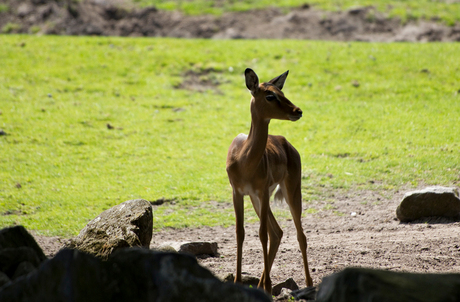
[0,226,47,282]
[0,247,42,279]
[316,267,460,302]
[291,286,317,301]
[17,3,34,18]
[221,273,260,287]
[0,271,10,287]
[11,261,37,280]
[157,241,218,257]
[275,288,292,301]
[0,226,46,262]
[0,248,271,302]
[272,277,299,296]
[396,186,460,222]
[67,199,153,259]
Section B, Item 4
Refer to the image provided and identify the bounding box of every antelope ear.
[268,70,289,90]
[245,68,259,94]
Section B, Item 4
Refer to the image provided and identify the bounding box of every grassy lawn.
[1,35,459,236]
[132,0,460,25]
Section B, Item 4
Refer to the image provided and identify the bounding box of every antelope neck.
[242,110,270,172]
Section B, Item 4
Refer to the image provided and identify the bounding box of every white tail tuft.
[273,185,284,204]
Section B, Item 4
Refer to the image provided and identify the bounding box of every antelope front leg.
[232,190,245,284]
[257,191,272,293]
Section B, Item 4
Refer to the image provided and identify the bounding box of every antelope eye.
[265,95,276,102]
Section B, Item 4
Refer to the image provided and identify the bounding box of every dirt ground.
[2,0,460,42]
[34,186,460,291]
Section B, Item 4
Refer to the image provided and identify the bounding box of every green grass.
[132,0,460,25]
[1,35,459,236]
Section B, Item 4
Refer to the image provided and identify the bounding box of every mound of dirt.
[1,0,460,42]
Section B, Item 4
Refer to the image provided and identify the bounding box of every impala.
[226,68,313,293]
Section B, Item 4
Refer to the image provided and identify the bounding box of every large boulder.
[316,267,460,302]
[0,248,271,302]
[396,186,460,222]
[0,226,47,286]
[67,199,153,259]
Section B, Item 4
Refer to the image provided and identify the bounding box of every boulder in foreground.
[0,248,271,302]
[316,267,460,302]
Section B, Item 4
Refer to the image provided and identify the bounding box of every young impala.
[226,68,313,293]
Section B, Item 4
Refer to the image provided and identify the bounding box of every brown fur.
[226,68,313,293]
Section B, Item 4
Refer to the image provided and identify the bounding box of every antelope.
[226,68,313,293]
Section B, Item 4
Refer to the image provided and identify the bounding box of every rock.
[67,199,153,259]
[17,3,34,18]
[0,226,47,281]
[274,288,293,301]
[155,243,177,253]
[0,271,10,287]
[0,248,271,302]
[221,272,235,282]
[0,248,108,302]
[109,248,269,302]
[241,274,260,286]
[157,241,218,257]
[221,273,260,287]
[0,226,46,262]
[291,286,317,301]
[316,267,460,302]
[0,247,42,279]
[396,186,460,222]
[11,261,37,280]
[272,277,299,296]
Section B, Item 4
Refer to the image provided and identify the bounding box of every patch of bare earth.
[173,68,224,94]
[34,187,460,290]
[1,0,460,41]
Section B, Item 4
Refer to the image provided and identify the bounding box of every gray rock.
[272,277,299,296]
[275,288,293,300]
[17,3,34,18]
[396,186,460,222]
[67,199,153,259]
[0,226,46,262]
[221,273,260,287]
[291,286,317,301]
[0,247,42,279]
[0,271,10,287]
[157,241,218,256]
[11,261,37,280]
[0,248,271,302]
[316,267,460,302]
[0,226,47,282]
